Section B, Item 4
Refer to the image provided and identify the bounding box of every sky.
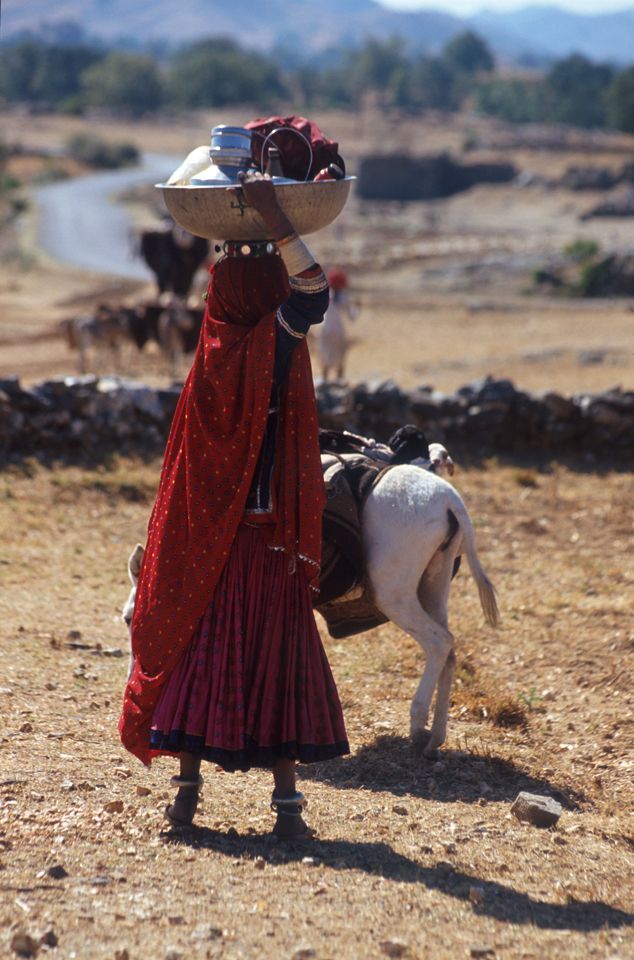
[380,0,634,13]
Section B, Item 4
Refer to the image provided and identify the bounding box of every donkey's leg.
[414,547,459,753]
[426,648,456,752]
[375,590,454,750]
[408,616,454,752]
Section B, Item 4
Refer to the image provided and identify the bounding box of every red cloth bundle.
[246,115,345,182]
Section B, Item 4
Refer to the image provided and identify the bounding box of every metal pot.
[190,125,253,185]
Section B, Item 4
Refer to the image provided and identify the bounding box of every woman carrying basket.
[119,170,349,839]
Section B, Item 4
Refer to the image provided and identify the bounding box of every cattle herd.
[59,219,363,382]
[60,219,209,376]
[60,296,205,377]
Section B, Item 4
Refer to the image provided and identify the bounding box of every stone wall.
[1,375,632,465]
[357,154,516,201]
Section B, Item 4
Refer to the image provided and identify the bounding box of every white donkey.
[123,457,498,757]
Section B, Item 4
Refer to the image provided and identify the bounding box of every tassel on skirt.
[150,524,349,772]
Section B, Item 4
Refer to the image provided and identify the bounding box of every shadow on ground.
[164,827,632,932]
[299,735,585,808]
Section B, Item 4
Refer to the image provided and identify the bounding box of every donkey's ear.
[128,544,145,584]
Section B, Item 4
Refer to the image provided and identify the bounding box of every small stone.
[136,785,151,797]
[392,804,408,816]
[470,946,495,959]
[20,722,33,734]
[432,761,446,773]
[379,939,408,957]
[511,792,563,828]
[350,812,364,822]
[254,857,266,870]
[167,916,185,926]
[114,951,129,960]
[468,885,485,905]
[443,842,457,854]
[190,925,223,942]
[165,951,183,960]
[301,856,319,867]
[39,930,58,948]
[67,629,82,641]
[60,779,75,792]
[104,800,124,814]
[226,826,239,839]
[293,948,317,959]
[46,864,68,880]
[11,932,39,957]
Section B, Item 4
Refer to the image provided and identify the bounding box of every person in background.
[120,171,349,839]
[317,266,358,381]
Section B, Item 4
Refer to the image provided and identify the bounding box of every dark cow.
[126,298,204,375]
[139,221,209,297]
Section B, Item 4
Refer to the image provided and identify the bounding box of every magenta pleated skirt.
[149,524,349,772]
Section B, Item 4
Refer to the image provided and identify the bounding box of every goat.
[122,459,497,757]
[60,304,132,374]
[157,294,204,378]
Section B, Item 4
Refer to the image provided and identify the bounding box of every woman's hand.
[228,170,294,240]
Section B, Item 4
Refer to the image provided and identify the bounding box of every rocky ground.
[0,456,633,960]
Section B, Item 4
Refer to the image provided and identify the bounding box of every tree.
[544,54,614,128]
[31,45,104,107]
[476,77,544,123]
[81,52,164,116]
[349,37,409,103]
[607,67,634,133]
[443,31,495,76]
[409,56,462,111]
[166,39,286,109]
[0,41,104,108]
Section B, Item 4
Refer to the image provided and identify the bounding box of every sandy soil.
[1,109,633,959]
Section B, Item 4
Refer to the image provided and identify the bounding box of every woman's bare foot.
[164,756,202,827]
[271,792,315,840]
[273,810,315,839]
[165,780,200,827]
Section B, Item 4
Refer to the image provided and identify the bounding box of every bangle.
[276,232,298,248]
[278,235,315,276]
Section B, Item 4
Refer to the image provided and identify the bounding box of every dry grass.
[1,457,632,960]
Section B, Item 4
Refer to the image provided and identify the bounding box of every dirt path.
[1,459,632,959]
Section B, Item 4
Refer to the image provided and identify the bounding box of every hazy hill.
[470,5,634,65]
[3,0,633,64]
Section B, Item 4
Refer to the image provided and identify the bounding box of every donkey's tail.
[449,507,500,628]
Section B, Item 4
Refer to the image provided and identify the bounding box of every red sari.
[119,254,347,767]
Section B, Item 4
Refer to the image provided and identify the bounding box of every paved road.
[34,153,180,279]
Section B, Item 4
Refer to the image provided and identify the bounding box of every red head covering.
[119,254,325,765]
[327,267,348,292]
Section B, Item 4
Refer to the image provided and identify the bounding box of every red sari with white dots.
[119,255,348,767]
